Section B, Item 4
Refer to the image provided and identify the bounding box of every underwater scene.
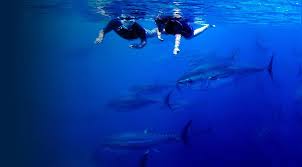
[20,0,302,167]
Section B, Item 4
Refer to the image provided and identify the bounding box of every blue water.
[20,0,302,167]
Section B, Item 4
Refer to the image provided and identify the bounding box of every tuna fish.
[176,55,274,89]
[101,120,193,151]
[107,90,175,111]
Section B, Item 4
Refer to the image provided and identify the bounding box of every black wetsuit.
[103,18,147,46]
[155,16,194,39]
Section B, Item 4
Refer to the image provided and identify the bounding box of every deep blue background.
[15,1,302,167]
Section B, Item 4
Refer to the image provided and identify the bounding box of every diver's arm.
[173,34,181,55]
[157,28,164,41]
[95,29,105,44]
[95,20,116,44]
[155,18,165,41]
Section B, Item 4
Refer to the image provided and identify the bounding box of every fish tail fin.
[139,150,150,167]
[267,54,274,80]
[180,120,192,145]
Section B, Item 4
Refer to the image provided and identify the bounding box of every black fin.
[267,54,274,80]
[139,150,150,167]
[180,120,192,145]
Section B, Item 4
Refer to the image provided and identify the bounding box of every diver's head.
[155,11,164,20]
[119,14,136,20]
[119,14,136,28]
[173,10,182,18]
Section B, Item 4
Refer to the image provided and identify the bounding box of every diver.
[95,14,157,49]
[155,13,215,55]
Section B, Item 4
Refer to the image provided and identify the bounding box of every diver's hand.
[95,37,103,44]
[129,41,146,49]
[95,31,104,44]
[129,44,142,49]
[157,36,164,41]
[173,47,180,55]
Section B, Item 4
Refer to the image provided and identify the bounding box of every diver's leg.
[193,24,210,37]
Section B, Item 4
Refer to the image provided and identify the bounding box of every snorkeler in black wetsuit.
[95,15,157,49]
[155,13,214,55]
